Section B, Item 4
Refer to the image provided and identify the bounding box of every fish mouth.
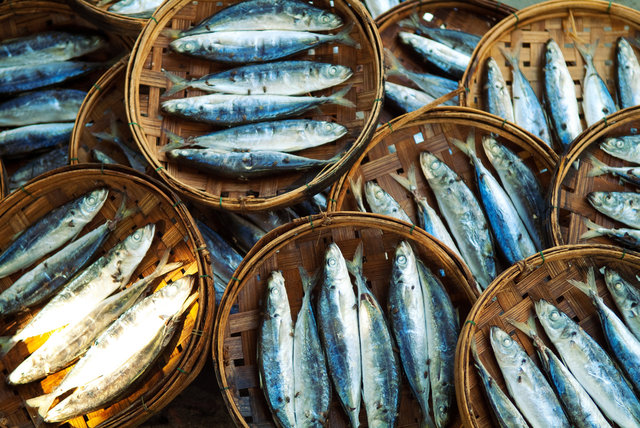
[587,192,600,207]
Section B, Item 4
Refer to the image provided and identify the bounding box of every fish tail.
[568,266,598,298]
[586,154,608,177]
[297,266,320,295]
[451,131,477,160]
[25,392,57,419]
[109,194,136,229]
[575,38,598,67]
[398,13,422,32]
[161,129,187,152]
[328,84,355,108]
[162,69,190,97]
[384,48,409,78]
[334,22,360,49]
[345,241,365,291]
[96,0,113,7]
[0,335,18,357]
[349,176,366,212]
[498,44,521,70]
[151,247,183,280]
[580,218,605,240]
[506,316,537,338]
[389,172,413,193]
[162,28,182,40]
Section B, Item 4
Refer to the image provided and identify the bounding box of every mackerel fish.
[576,42,617,126]
[535,299,640,427]
[483,136,545,250]
[92,117,147,173]
[601,135,640,164]
[587,191,640,228]
[161,86,354,125]
[196,220,242,285]
[544,39,582,148]
[485,57,514,123]
[0,89,86,126]
[581,218,640,249]
[9,146,68,191]
[390,165,461,259]
[509,317,610,428]
[0,198,128,317]
[588,153,640,187]
[362,180,412,224]
[162,120,347,153]
[32,275,195,422]
[0,188,107,279]
[399,13,480,56]
[420,151,496,289]
[294,267,331,427]
[163,61,352,97]
[571,267,640,391]
[349,242,400,427]
[169,24,358,63]
[398,32,469,79]
[216,211,265,254]
[0,122,74,158]
[618,37,640,109]
[0,224,155,357]
[0,31,105,68]
[316,243,361,427]
[385,49,458,105]
[388,241,435,428]
[454,133,536,265]
[500,46,551,145]
[418,261,458,428]
[470,341,528,428]
[8,249,181,385]
[258,271,295,428]
[0,61,102,95]
[490,326,570,428]
[602,267,640,341]
[107,0,164,18]
[173,0,343,37]
[384,81,435,113]
[167,148,338,180]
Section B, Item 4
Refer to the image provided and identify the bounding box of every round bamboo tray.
[328,106,558,258]
[126,0,384,211]
[461,0,640,152]
[548,105,640,246]
[455,244,640,428]
[213,212,478,428]
[0,159,5,201]
[70,54,149,173]
[376,0,515,123]
[0,164,214,428]
[69,0,150,43]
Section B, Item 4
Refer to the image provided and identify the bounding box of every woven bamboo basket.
[0,164,214,428]
[328,107,558,259]
[70,55,149,173]
[548,105,640,247]
[461,0,640,152]
[455,244,640,427]
[213,212,478,427]
[68,0,151,43]
[126,0,384,211]
[376,0,514,124]
[0,159,5,201]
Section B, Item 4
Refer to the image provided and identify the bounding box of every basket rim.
[454,243,640,428]
[125,0,385,211]
[212,210,479,427]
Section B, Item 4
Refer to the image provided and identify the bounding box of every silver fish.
[399,13,480,57]
[196,219,242,285]
[588,153,640,187]
[485,57,514,123]
[544,39,582,148]
[0,122,74,158]
[363,180,412,224]
[0,188,108,279]
[602,267,640,341]
[587,191,640,228]
[0,89,86,126]
[489,326,570,428]
[258,271,296,428]
[384,81,436,113]
[419,151,496,289]
[600,135,640,164]
[398,32,469,79]
[500,46,551,145]
[163,61,352,97]
[388,241,435,428]
[8,146,68,191]
[92,117,147,173]
[90,148,118,165]
[535,299,640,427]
[581,218,640,249]
[0,61,102,96]
[576,42,617,126]
[482,136,545,250]
[0,224,155,357]
[169,24,358,63]
[162,120,347,154]
[107,0,164,18]
[216,211,265,254]
[364,0,399,19]
[317,243,361,427]
[161,86,354,126]
[617,37,640,109]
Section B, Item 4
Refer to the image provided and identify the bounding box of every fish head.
[160,98,190,115]
[153,275,195,316]
[393,240,417,273]
[601,137,633,158]
[489,326,522,366]
[419,152,448,181]
[545,39,564,65]
[78,188,109,219]
[265,271,289,314]
[323,242,349,283]
[363,181,393,213]
[534,299,568,342]
[485,58,504,85]
[603,267,637,308]
[124,223,156,257]
[77,34,107,53]
[618,37,635,61]
[169,37,201,55]
[310,10,343,30]
[481,136,508,167]
[320,64,353,84]
[398,32,419,48]
[312,121,348,139]
[108,0,136,12]
[587,191,623,216]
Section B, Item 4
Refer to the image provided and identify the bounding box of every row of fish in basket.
[0,189,196,424]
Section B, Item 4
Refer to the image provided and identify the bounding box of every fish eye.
[328,257,336,266]
[133,232,142,241]
[431,161,439,169]
[321,15,330,22]
[325,123,333,130]
[375,190,384,199]
[615,282,623,290]
[398,255,406,264]
[550,310,559,320]
[88,196,96,204]
[502,337,512,346]
[616,139,625,148]
[329,66,337,75]
[272,287,280,295]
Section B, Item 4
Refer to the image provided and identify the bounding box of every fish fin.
[349,176,366,213]
[568,266,598,297]
[109,194,135,229]
[161,129,189,152]
[451,130,477,160]
[150,248,183,281]
[328,84,355,108]
[389,163,418,194]
[162,69,190,97]
[506,316,537,338]
[179,291,199,318]
[0,335,17,357]
[345,241,366,294]
[586,154,609,177]
[580,218,605,240]
[96,0,113,6]
[333,22,360,49]
[498,44,521,70]
[398,13,422,32]
[298,266,320,295]
[162,28,182,40]
[384,48,409,78]
[574,38,598,66]
[389,172,413,192]
[26,392,57,419]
